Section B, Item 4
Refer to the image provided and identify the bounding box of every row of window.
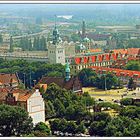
[50,50,63,54]
[58,50,63,53]
[71,61,113,70]
[50,51,55,53]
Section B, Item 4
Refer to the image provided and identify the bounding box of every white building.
[27,89,45,124]
[0,88,45,125]
[48,25,65,65]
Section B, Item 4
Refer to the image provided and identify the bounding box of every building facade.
[0,88,45,124]
[48,25,65,65]
[38,63,83,94]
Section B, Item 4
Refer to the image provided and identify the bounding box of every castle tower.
[65,62,71,81]
[48,22,65,65]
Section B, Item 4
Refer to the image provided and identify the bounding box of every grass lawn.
[83,87,140,102]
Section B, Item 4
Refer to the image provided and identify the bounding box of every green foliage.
[125,60,140,71]
[34,122,51,135]
[78,68,97,87]
[128,78,136,90]
[53,98,66,117]
[120,106,140,119]
[0,59,65,88]
[19,36,47,51]
[0,104,33,136]
[105,116,140,137]
[49,119,60,132]
[89,121,106,136]
[43,83,91,121]
[49,118,86,135]
[98,102,120,111]
[120,98,133,106]
[92,112,111,122]
[76,121,86,134]
[45,101,56,119]
[78,68,120,90]
[96,73,119,90]
[65,103,87,121]
[127,39,140,48]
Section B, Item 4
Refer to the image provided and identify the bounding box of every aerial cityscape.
[0,3,140,137]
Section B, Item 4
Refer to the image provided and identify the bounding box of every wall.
[27,89,45,125]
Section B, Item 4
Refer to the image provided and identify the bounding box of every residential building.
[0,88,45,124]
[90,66,140,86]
[38,63,83,94]
[0,73,19,88]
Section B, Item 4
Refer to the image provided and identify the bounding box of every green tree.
[49,119,60,132]
[128,78,136,90]
[120,106,140,119]
[78,68,97,87]
[53,98,66,117]
[92,112,111,122]
[125,60,140,71]
[105,116,140,137]
[96,73,118,90]
[89,121,106,136]
[66,121,77,134]
[120,98,133,106]
[76,121,86,134]
[45,101,56,119]
[34,122,51,135]
[0,104,33,136]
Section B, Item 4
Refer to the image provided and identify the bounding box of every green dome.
[83,37,90,42]
[76,43,86,50]
[65,63,70,73]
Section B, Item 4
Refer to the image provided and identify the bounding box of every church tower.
[48,22,65,65]
[82,20,86,39]
[65,62,71,82]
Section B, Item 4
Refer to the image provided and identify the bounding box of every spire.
[52,15,61,45]
[65,62,71,82]
[82,20,86,39]
[54,15,57,29]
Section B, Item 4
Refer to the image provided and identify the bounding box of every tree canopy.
[0,104,33,136]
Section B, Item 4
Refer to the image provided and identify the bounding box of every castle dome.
[83,37,90,43]
[76,43,86,50]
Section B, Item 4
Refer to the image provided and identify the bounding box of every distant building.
[38,63,82,94]
[0,73,19,88]
[90,66,140,86]
[0,88,45,124]
[66,51,123,73]
[82,20,86,39]
[47,24,65,65]
[127,48,140,59]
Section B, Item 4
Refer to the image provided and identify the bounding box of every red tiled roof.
[90,49,102,53]
[38,76,82,92]
[127,48,140,56]
[0,88,33,102]
[89,66,140,78]
[112,49,128,55]
[0,73,19,85]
